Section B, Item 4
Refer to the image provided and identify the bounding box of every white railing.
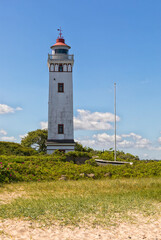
[48,54,74,61]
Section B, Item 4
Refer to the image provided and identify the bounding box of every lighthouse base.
[47,140,75,154]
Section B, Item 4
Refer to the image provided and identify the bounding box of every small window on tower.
[59,64,63,72]
[58,83,64,92]
[58,124,64,134]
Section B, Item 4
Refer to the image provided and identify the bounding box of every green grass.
[0,178,160,227]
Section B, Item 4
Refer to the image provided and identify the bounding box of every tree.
[21,129,48,153]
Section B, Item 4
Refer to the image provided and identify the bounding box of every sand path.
[0,217,160,240]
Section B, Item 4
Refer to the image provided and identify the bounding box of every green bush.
[99,150,139,162]
[0,142,37,156]
[66,151,92,158]
[0,155,160,183]
[74,142,94,152]
[85,159,98,166]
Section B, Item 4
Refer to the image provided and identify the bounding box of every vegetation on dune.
[0,178,160,226]
[0,130,160,184]
[0,142,37,156]
[98,150,139,161]
[0,140,140,162]
[0,132,160,227]
[0,154,160,183]
[73,142,140,162]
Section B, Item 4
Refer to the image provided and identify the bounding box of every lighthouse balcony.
[48,54,74,62]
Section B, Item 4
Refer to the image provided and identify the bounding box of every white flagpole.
[114,83,116,161]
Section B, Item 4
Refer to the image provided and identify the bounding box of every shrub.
[0,155,160,183]
[85,159,98,166]
[99,150,139,162]
[74,142,94,152]
[0,142,37,156]
[66,151,91,158]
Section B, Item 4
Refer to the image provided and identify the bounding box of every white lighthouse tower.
[47,28,75,153]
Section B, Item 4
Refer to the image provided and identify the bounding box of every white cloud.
[156,135,161,150]
[19,134,28,139]
[0,136,16,142]
[121,133,142,140]
[93,133,122,143]
[143,153,149,158]
[40,109,120,131]
[0,129,7,135]
[0,104,22,114]
[0,104,14,114]
[77,132,151,150]
[15,107,23,111]
[134,138,151,148]
[0,129,16,142]
[120,133,151,148]
[118,139,134,148]
[77,139,96,147]
[74,109,120,131]
[155,146,161,151]
[40,121,48,129]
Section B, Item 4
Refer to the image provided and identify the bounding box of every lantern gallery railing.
[48,54,74,61]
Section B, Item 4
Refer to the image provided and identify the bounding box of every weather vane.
[57,27,62,38]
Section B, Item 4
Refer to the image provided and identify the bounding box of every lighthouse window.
[59,64,63,72]
[55,49,68,54]
[58,124,64,134]
[58,83,64,92]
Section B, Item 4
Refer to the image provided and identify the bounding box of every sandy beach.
[0,217,160,240]
[0,179,160,239]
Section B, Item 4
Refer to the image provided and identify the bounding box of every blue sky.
[1,0,161,159]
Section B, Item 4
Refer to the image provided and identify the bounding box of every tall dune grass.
[0,178,160,226]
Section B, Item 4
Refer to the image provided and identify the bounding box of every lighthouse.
[47,28,75,153]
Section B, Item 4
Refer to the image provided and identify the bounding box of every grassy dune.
[0,178,160,227]
[0,155,161,183]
